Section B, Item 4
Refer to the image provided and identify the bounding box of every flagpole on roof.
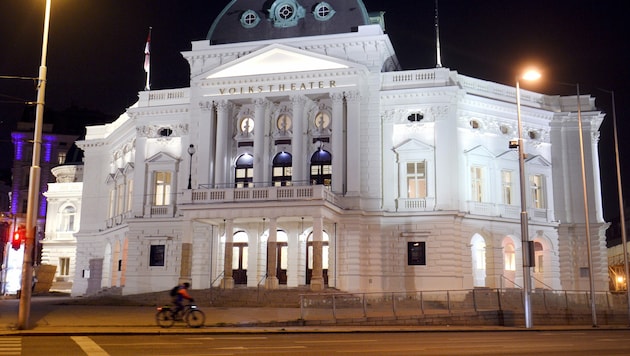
[144,27,152,91]
[434,0,442,68]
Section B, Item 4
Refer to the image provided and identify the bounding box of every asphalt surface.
[1,295,629,336]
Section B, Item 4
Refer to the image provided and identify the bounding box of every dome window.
[158,128,173,137]
[240,10,260,29]
[407,113,424,122]
[269,0,305,28]
[313,2,335,21]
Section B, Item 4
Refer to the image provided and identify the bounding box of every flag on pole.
[144,27,152,90]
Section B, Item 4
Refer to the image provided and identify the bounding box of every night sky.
[0,0,628,221]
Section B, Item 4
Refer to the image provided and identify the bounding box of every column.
[345,91,361,195]
[265,217,279,289]
[253,98,268,187]
[214,100,231,187]
[331,92,345,194]
[310,216,324,291]
[291,95,306,184]
[221,219,234,289]
[198,101,216,187]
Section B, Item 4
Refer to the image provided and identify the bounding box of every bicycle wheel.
[185,309,205,328]
[156,309,175,328]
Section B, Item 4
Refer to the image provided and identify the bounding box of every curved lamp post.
[515,69,541,329]
[187,144,196,189]
[18,0,52,330]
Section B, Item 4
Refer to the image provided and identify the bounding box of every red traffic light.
[11,229,23,250]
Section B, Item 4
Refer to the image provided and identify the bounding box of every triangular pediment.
[394,139,434,153]
[526,154,551,167]
[497,150,518,161]
[464,145,494,158]
[205,44,353,79]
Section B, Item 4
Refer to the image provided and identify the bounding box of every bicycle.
[156,303,206,328]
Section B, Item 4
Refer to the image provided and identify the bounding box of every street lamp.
[17,0,52,330]
[515,69,540,329]
[187,144,196,189]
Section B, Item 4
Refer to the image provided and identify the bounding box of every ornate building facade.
[69,0,608,296]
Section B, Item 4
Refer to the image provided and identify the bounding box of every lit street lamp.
[515,69,541,329]
[187,144,196,189]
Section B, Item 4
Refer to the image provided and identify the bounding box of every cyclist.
[173,282,194,319]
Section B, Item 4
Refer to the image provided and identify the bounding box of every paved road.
[4,330,630,355]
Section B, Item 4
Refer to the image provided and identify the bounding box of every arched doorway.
[306,231,329,285]
[471,234,486,287]
[232,231,248,284]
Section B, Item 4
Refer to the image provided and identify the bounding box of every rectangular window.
[149,245,166,267]
[154,172,172,206]
[407,242,426,265]
[530,174,545,209]
[126,179,133,212]
[407,162,427,198]
[59,257,70,276]
[58,152,67,165]
[108,189,116,219]
[471,166,484,202]
[501,170,513,205]
[116,183,125,215]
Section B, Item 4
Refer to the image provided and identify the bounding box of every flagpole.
[144,27,152,91]
[434,0,442,68]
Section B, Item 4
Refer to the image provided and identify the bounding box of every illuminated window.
[407,161,427,198]
[59,257,70,276]
[153,172,172,206]
[58,152,67,165]
[58,206,76,232]
[534,242,544,273]
[471,166,484,202]
[504,244,516,271]
[530,174,546,209]
[501,170,513,205]
[126,179,133,212]
[235,154,254,188]
[310,149,332,186]
[272,152,292,186]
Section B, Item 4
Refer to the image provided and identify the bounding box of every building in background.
[70,0,608,296]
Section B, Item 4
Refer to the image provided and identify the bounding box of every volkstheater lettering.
[218,80,337,95]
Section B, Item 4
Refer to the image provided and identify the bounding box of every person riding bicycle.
[173,282,194,318]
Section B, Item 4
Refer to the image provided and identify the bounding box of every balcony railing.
[182,185,339,206]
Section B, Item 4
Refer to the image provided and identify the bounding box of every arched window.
[504,244,516,271]
[272,152,292,186]
[58,205,76,232]
[310,149,331,186]
[235,154,254,188]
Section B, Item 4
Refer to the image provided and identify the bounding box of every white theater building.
[63,0,608,296]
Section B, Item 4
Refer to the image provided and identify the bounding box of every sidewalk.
[1,296,628,336]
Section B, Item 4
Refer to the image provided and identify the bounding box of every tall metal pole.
[608,90,630,324]
[18,0,52,330]
[516,79,533,328]
[576,83,597,327]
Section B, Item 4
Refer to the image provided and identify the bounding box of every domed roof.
[207,0,373,44]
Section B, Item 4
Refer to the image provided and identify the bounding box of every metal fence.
[299,289,630,322]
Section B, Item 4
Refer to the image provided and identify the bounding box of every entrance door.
[277,242,288,285]
[232,243,248,284]
[306,240,328,285]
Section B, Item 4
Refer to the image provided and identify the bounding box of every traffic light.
[11,227,24,250]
